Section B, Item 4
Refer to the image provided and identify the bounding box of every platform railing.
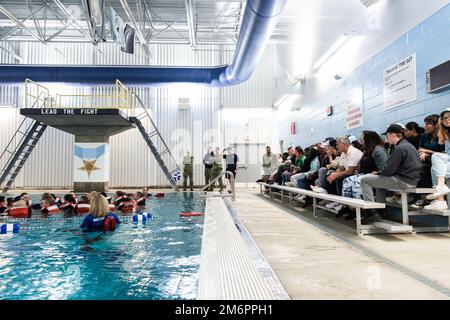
[24,79,135,117]
[24,78,50,109]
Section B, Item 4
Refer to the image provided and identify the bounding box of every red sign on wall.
[290,122,296,135]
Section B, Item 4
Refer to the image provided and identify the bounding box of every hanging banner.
[74,143,109,182]
[346,87,364,130]
[384,53,417,110]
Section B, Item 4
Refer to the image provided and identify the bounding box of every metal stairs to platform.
[129,93,181,191]
[0,118,47,193]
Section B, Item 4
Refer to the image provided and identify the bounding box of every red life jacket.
[103,216,117,232]
[136,197,146,206]
[118,200,136,213]
[113,195,126,206]
[75,203,90,214]
[41,204,60,214]
[59,201,75,210]
[9,206,30,218]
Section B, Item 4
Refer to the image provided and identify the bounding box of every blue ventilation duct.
[0,0,286,87]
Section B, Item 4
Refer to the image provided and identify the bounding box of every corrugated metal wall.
[0,41,277,188]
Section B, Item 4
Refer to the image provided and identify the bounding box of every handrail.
[0,96,49,176]
[131,92,178,166]
[25,78,49,109]
[201,170,235,201]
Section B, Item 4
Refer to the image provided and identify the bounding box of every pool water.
[0,192,205,300]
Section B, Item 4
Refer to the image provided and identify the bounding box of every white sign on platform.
[73,143,109,182]
[346,87,364,130]
[384,53,417,110]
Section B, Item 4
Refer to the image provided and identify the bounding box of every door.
[233,143,266,185]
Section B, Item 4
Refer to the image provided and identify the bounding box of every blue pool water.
[0,192,205,300]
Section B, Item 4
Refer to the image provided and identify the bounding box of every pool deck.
[227,187,450,300]
[8,187,450,300]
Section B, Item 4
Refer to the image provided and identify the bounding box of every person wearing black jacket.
[360,124,423,223]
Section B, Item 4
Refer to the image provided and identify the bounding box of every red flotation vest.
[154,192,165,198]
[103,216,117,232]
[118,200,136,213]
[41,204,60,214]
[75,203,90,214]
[136,197,146,206]
[113,195,126,206]
[59,202,75,211]
[179,211,204,217]
[9,206,30,218]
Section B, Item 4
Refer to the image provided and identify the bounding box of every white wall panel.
[221,45,278,109]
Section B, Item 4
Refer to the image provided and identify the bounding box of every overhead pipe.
[0,0,287,87]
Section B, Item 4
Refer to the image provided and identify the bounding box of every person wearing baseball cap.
[360,123,423,224]
[424,108,450,210]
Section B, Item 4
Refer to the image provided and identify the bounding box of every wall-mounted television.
[426,59,450,93]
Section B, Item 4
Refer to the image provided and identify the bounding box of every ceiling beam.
[0,5,46,44]
[185,0,197,48]
[51,0,97,44]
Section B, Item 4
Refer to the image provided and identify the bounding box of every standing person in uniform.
[211,147,225,192]
[182,151,194,191]
[262,146,278,182]
[203,146,213,188]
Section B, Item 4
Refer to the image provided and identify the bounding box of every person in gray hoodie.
[360,124,423,223]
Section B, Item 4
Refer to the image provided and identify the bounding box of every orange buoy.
[179,211,203,217]
[154,192,165,198]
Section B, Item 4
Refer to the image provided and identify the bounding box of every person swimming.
[80,193,121,232]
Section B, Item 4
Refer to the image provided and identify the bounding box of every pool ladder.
[201,171,236,201]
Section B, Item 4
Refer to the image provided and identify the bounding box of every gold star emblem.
[79,159,100,179]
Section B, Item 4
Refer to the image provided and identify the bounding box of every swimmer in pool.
[80,193,121,232]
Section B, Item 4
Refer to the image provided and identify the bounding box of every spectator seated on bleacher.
[424,108,450,210]
[360,124,423,223]
[408,114,444,208]
[271,146,296,185]
[311,139,340,193]
[314,136,363,211]
[267,152,289,184]
[290,147,320,206]
[336,131,388,220]
[404,121,423,150]
[282,146,305,185]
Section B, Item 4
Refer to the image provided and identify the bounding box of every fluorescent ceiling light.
[313,34,352,71]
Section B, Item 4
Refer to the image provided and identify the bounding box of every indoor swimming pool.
[0,192,205,300]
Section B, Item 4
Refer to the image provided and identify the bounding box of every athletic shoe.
[424,200,449,210]
[425,193,437,201]
[318,200,327,206]
[410,200,425,209]
[295,195,306,201]
[311,186,328,194]
[386,194,400,203]
[325,202,339,209]
[433,184,450,197]
[285,182,295,187]
[334,204,343,213]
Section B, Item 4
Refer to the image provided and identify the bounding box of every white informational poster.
[346,87,364,130]
[73,143,109,182]
[384,53,417,110]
